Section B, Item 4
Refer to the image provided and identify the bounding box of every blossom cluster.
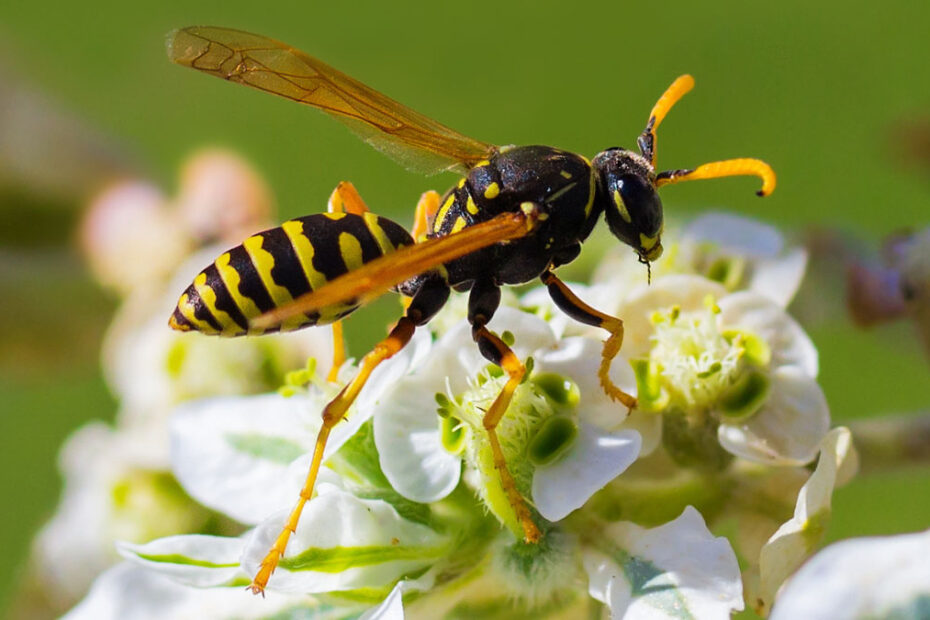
[41,189,929,619]
[25,151,332,613]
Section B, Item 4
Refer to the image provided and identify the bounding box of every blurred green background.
[2,0,929,614]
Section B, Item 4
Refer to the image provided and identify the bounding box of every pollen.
[648,303,747,412]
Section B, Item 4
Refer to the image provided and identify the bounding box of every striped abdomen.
[169,212,413,336]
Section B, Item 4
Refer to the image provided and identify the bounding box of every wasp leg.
[411,190,441,242]
[325,182,374,381]
[468,281,542,543]
[656,159,777,197]
[248,278,450,595]
[541,270,636,410]
[637,74,695,167]
[327,180,371,215]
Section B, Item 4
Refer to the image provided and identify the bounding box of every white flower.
[679,212,808,306]
[591,212,808,310]
[103,249,331,432]
[770,528,930,620]
[169,329,431,524]
[583,506,744,619]
[373,307,641,530]
[32,422,213,606]
[62,563,323,620]
[755,426,858,614]
[619,275,828,466]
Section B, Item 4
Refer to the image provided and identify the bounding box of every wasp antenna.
[637,75,695,167]
[655,158,776,197]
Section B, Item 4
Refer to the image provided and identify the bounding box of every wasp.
[165,26,776,594]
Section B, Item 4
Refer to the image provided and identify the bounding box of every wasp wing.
[251,211,535,330]
[167,26,496,175]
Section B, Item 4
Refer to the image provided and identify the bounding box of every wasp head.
[593,148,664,264]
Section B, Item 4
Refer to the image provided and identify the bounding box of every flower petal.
[374,375,462,503]
[583,506,743,619]
[618,275,728,357]
[520,283,604,339]
[532,423,641,521]
[359,581,406,620]
[432,307,559,393]
[718,367,830,466]
[62,563,315,620]
[717,292,818,376]
[756,427,857,614]
[770,528,930,620]
[242,486,446,593]
[171,393,313,524]
[356,328,433,415]
[683,212,784,258]
[535,337,636,430]
[750,248,808,307]
[117,535,245,587]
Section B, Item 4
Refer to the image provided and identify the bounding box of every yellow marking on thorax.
[282,220,329,291]
[474,159,490,168]
[484,182,500,199]
[450,217,468,233]
[243,235,306,331]
[215,252,263,327]
[362,213,396,255]
[324,212,347,220]
[613,189,632,223]
[466,195,479,215]
[433,193,457,233]
[177,293,220,334]
[457,178,466,189]
[560,170,572,179]
[545,181,578,204]
[338,232,365,271]
[193,272,245,335]
[584,167,597,218]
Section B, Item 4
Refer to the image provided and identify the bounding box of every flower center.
[647,303,743,411]
[636,297,774,422]
[435,363,581,536]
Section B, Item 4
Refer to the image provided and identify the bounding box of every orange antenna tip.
[656,158,776,197]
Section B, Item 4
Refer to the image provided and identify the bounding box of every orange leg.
[472,326,542,543]
[325,182,372,381]
[327,180,370,216]
[250,315,417,594]
[248,277,450,595]
[411,190,441,242]
[541,271,636,409]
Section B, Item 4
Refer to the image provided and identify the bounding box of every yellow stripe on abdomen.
[362,213,396,256]
[215,252,264,334]
[177,293,220,334]
[243,235,306,331]
[338,232,365,272]
[193,273,245,336]
[282,220,328,291]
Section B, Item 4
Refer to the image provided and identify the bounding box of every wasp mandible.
[165,26,776,594]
